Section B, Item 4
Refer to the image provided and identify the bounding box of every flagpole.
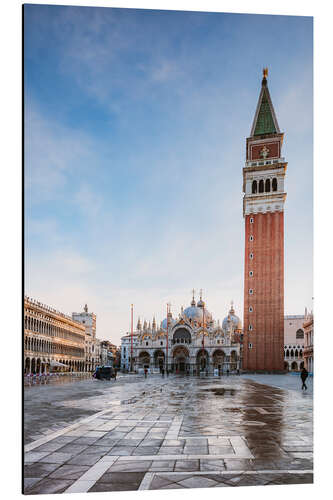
[131,304,133,372]
[202,300,205,372]
[166,303,169,373]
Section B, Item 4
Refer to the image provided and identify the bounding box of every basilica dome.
[222,303,242,331]
[161,317,177,330]
[183,305,212,323]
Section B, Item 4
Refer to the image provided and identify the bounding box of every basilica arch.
[172,327,192,345]
[196,349,209,372]
[138,351,150,368]
[172,345,190,373]
[212,349,225,374]
[153,350,165,369]
[230,350,238,371]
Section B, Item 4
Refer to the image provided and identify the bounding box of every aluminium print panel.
[23,3,313,495]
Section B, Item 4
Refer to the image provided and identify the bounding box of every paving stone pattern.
[24,374,313,494]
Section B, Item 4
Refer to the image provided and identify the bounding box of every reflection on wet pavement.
[24,374,313,494]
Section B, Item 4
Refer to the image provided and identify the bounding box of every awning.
[50,360,68,367]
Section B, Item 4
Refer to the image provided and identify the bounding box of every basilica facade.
[133,293,242,375]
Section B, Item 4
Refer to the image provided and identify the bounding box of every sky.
[24,4,313,344]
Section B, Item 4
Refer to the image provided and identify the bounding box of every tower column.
[242,69,287,373]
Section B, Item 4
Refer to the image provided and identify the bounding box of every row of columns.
[25,340,84,358]
[24,357,97,375]
[25,317,83,343]
[284,360,305,371]
[135,349,240,374]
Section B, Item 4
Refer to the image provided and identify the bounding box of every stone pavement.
[24,374,313,494]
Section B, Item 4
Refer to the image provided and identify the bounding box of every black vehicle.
[94,366,116,380]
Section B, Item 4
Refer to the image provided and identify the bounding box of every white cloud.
[25,103,95,204]
[73,183,104,218]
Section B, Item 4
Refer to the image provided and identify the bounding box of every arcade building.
[133,292,242,375]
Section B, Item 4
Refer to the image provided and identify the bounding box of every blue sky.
[24,5,313,343]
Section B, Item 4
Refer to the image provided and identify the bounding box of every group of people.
[143,365,310,390]
[143,367,169,378]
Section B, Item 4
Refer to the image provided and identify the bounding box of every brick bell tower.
[242,68,287,372]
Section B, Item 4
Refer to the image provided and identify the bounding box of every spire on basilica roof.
[137,317,142,330]
[191,288,196,307]
[250,67,280,137]
[197,288,205,308]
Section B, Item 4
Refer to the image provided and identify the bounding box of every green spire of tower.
[251,68,280,137]
[253,88,277,135]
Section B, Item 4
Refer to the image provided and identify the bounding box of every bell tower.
[242,69,287,372]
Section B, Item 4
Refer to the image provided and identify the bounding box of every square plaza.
[23,373,313,493]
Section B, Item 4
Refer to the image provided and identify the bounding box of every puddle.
[203,388,237,397]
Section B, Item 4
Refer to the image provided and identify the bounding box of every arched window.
[272,178,277,191]
[173,328,191,343]
[296,329,304,339]
[259,180,264,193]
[265,179,270,192]
[286,350,289,358]
[290,349,294,357]
[295,350,298,358]
[252,180,257,194]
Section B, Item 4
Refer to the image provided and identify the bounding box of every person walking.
[301,367,308,390]
[144,367,148,379]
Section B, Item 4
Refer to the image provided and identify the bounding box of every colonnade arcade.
[24,356,86,375]
[136,347,240,374]
[284,360,305,372]
[24,336,84,358]
[24,296,86,374]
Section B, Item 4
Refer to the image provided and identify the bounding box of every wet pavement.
[23,373,313,494]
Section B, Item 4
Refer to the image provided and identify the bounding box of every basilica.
[133,292,242,375]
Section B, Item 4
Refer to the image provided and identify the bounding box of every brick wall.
[243,211,284,371]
